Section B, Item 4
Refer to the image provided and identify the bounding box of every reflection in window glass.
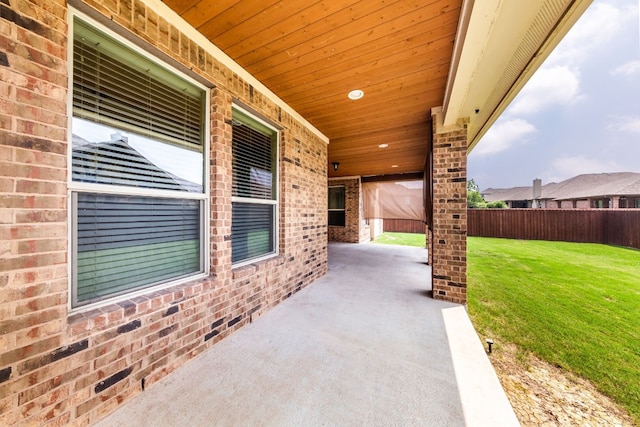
[75,193,200,304]
[328,186,345,210]
[72,118,203,192]
[232,117,274,200]
[328,186,346,227]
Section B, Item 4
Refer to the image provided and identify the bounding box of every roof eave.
[442,0,593,150]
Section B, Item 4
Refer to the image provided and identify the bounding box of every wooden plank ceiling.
[163,0,462,178]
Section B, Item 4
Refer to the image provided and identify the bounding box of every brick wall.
[0,0,327,425]
[327,177,370,243]
[430,109,467,304]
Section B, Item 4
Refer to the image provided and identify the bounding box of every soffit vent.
[486,0,569,106]
[464,0,586,148]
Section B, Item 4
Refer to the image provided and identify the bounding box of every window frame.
[328,185,346,227]
[592,198,610,209]
[231,105,280,267]
[67,10,210,311]
[619,197,628,208]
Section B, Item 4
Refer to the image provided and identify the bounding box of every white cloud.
[473,119,537,155]
[617,116,640,133]
[508,66,582,115]
[612,60,640,76]
[546,2,631,67]
[608,115,640,133]
[471,1,640,188]
[545,155,624,182]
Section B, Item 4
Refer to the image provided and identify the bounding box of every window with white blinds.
[73,19,204,152]
[70,15,207,308]
[231,108,278,264]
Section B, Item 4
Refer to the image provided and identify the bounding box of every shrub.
[486,200,507,208]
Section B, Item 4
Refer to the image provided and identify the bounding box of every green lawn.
[467,237,640,423]
[373,232,425,247]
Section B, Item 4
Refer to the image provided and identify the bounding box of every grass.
[467,237,640,424]
[373,232,425,247]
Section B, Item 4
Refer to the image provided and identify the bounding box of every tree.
[467,179,508,208]
[467,179,486,208]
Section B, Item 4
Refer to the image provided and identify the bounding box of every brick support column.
[209,88,233,284]
[431,108,467,304]
[611,196,619,209]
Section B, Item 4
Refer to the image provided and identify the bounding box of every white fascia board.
[467,0,593,150]
[443,0,503,127]
[444,0,593,147]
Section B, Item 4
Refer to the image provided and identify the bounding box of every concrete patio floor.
[96,242,519,427]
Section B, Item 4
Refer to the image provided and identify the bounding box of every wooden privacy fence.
[468,209,640,249]
[383,219,426,234]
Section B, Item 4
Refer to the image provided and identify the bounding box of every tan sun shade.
[363,181,425,221]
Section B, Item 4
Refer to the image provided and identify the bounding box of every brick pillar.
[0,1,69,424]
[209,88,233,283]
[431,108,467,304]
[611,196,619,209]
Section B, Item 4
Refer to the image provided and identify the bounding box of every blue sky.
[468,0,640,190]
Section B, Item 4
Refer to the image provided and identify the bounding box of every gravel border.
[488,342,636,426]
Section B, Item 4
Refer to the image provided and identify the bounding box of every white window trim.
[328,185,346,227]
[66,9,210,313]
[231,105,280,268]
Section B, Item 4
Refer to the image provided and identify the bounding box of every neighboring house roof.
[482,173,640,202]
[482,186,533,202]
[72,136,202,193]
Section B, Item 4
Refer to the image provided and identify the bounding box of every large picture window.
[70,15,207,308]
[231,108,278,264]
[328,186,346,227]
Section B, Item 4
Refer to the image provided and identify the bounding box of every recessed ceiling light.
[391,164,399,168]
[348,89,364,100]
[378,143,389,148]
